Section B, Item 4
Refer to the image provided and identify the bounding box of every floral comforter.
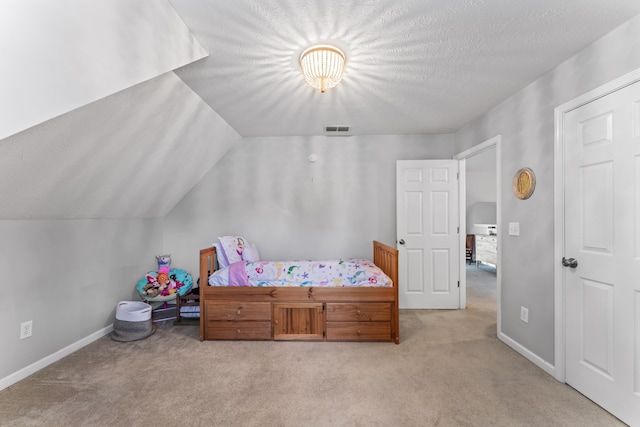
[208,259,392,287]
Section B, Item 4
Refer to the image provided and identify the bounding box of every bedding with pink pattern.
[208,259,392,288]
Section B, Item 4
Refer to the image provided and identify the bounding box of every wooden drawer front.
[206,302,271,321]
[326,322,391,341]
[206,321,271,340]
[326,303,391,322]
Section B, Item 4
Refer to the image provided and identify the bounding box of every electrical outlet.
[520,307,529,323]
[20,320,32,339]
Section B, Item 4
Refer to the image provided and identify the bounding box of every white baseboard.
[498,331,556,378]
[0,324,114,392]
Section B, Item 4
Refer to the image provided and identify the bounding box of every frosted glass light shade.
[299,45,345,93]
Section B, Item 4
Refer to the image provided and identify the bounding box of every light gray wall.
[455,13,640,364]
[467,202,497,234]
[0,219,162,381]
[466,169,497,232]
[164,134,454,280]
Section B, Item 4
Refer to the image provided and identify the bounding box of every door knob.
[398,239,405,245]
[562,257,578,268]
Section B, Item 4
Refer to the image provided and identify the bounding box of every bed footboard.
[373,240,399,344]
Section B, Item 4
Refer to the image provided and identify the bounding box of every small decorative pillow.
[218,236,247,265]
[242,244,260,262]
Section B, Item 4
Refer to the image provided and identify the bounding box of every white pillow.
[218,236,247,265]
[212,243,229,269]
[242,244,260,262]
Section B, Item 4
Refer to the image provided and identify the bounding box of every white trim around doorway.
[454,135,501,329]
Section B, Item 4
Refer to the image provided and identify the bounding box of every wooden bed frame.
[198,240,399,344]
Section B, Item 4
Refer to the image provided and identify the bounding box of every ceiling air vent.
[324,125,351,136]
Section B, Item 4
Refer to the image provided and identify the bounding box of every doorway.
[455,136,501,325]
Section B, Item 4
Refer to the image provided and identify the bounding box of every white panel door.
[397,160,460,309]
[564,80,640,426]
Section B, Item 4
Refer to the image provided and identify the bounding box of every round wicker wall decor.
[513,167,536,199]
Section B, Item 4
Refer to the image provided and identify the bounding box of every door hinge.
[457,226,459,234]
[457,172,459,180]
[458,280,460,288]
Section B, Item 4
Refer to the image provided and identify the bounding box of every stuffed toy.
[156,254,171,270]
[140,266,188,298]
[143,274,160,296]
[157,267,170,285]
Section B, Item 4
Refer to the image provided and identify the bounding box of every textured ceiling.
[170,0,640,136]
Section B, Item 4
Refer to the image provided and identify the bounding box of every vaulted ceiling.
[1,1,640,219]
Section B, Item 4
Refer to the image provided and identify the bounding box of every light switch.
[509,222,520,236]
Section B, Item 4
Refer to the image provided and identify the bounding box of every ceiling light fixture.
[299,45,345,93]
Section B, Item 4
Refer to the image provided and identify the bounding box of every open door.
[396,160,460,309]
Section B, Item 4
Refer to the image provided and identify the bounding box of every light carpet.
[0,266,623,426]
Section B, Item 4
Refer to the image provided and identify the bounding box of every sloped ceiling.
[0,72,240,219]
[170,0,640,136]
[0,0,241,219]
[0,0,208,140]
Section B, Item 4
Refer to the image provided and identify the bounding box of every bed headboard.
[199,246,216,287]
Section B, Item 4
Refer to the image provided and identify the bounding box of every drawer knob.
[236,309,241,315]
[356,310,361,315]
[236,329,241,334]
[274,319,279,325]
[356,329,361,335]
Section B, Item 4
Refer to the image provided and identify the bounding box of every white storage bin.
[115,301,152,322]
[112,301,155,342]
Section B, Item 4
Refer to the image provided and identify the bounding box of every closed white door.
[396,160,460,309]
[563,80,640,425]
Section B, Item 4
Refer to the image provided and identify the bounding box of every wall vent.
[324,125,351,136]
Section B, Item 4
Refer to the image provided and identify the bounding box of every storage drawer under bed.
[205,321,272,340]
[205,302,271,321]
[204,301,272,340]
[326,302,391,322]
[326,322,392,341]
